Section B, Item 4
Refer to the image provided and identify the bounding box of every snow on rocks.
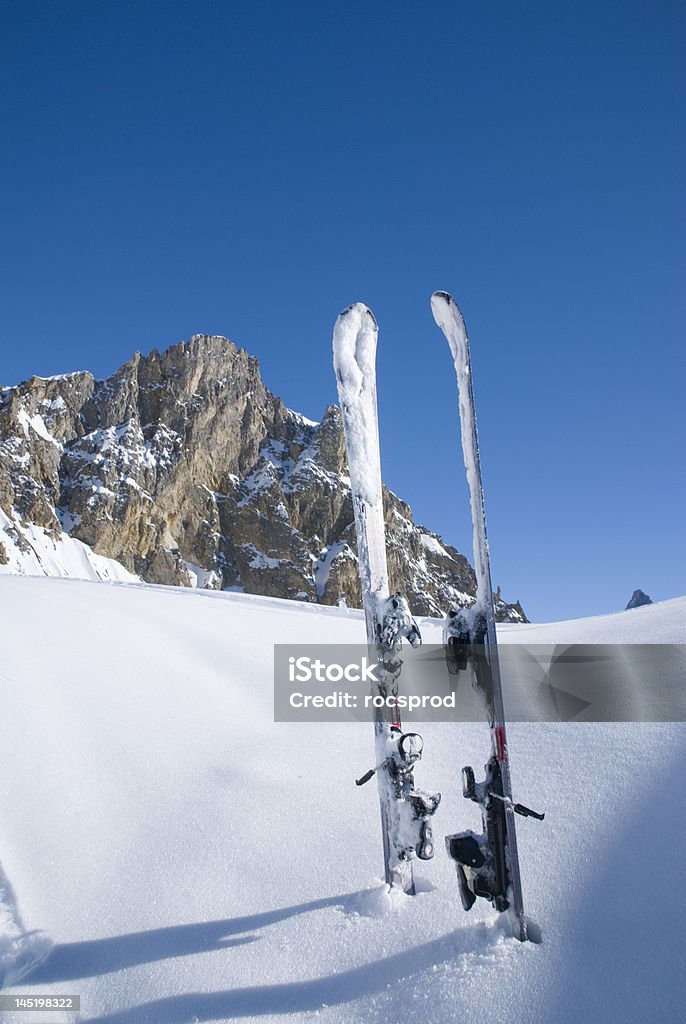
[0,507,139,582]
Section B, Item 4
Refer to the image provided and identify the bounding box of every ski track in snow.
[0,576,684,1023]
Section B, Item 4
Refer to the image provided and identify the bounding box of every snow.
[313,540,355,597]
[242,543,288,570]
[420,533,449,558]
[238,433,340,507]
[70,421,166,475]
[0,372,87,390]
[183,561,221,590]
[31,372,86,384]
[431,293,490,608]
[498,596,686,643]
[286,407,320,429]
[0,509,139,584]
[56,508,83,532]
[332,303,383,507]
[42,396,67,413]
[237,458,280,505]
[16,409,59,446]
[0,578,684,1023]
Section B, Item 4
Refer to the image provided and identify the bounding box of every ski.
[430,291,543,941]
[333,303,439,894]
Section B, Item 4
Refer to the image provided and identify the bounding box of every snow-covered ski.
[431,290,543,942]
[333,303,439,894]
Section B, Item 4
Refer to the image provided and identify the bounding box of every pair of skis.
[333,293,542,942]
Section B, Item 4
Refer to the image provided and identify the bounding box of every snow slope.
[498,596,686,644]
[0,509,139,584]
[0,578,684,1023]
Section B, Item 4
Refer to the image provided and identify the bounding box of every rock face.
[626,589,653,610]
[0,334,527,620]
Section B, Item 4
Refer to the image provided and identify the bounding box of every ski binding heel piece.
[445,830,499,909]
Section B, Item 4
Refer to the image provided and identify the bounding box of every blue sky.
[1,0,684,621]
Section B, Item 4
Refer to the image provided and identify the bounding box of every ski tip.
[430,291,451,324]
[332,302,379,376]
[430,290,464,324]
[430,292,468,351]
[336,302,378,330]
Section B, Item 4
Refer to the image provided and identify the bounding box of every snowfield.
[0,509,140,585]
[0,576,684,1023]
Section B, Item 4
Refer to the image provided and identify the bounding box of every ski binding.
[356,726,441,862]
[446,756,544,912]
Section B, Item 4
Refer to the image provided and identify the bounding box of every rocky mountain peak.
[0,334,527,621]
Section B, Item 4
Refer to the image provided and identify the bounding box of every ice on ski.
[332,303,383,507]
[431,293,492,609]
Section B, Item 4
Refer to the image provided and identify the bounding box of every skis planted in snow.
[333,303,439,893]
[431,291,543,941]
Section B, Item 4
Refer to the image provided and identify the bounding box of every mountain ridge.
[0,333,526,620]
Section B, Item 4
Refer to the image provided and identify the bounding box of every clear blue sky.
[2,1,684,622]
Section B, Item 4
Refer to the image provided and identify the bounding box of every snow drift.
[0,577,684,1023]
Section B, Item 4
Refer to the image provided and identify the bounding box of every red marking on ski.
[495,727,508,764]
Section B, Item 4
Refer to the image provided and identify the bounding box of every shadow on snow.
[30,889,493,1022]
[31,893,368,983]
[80,927,485,1023]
